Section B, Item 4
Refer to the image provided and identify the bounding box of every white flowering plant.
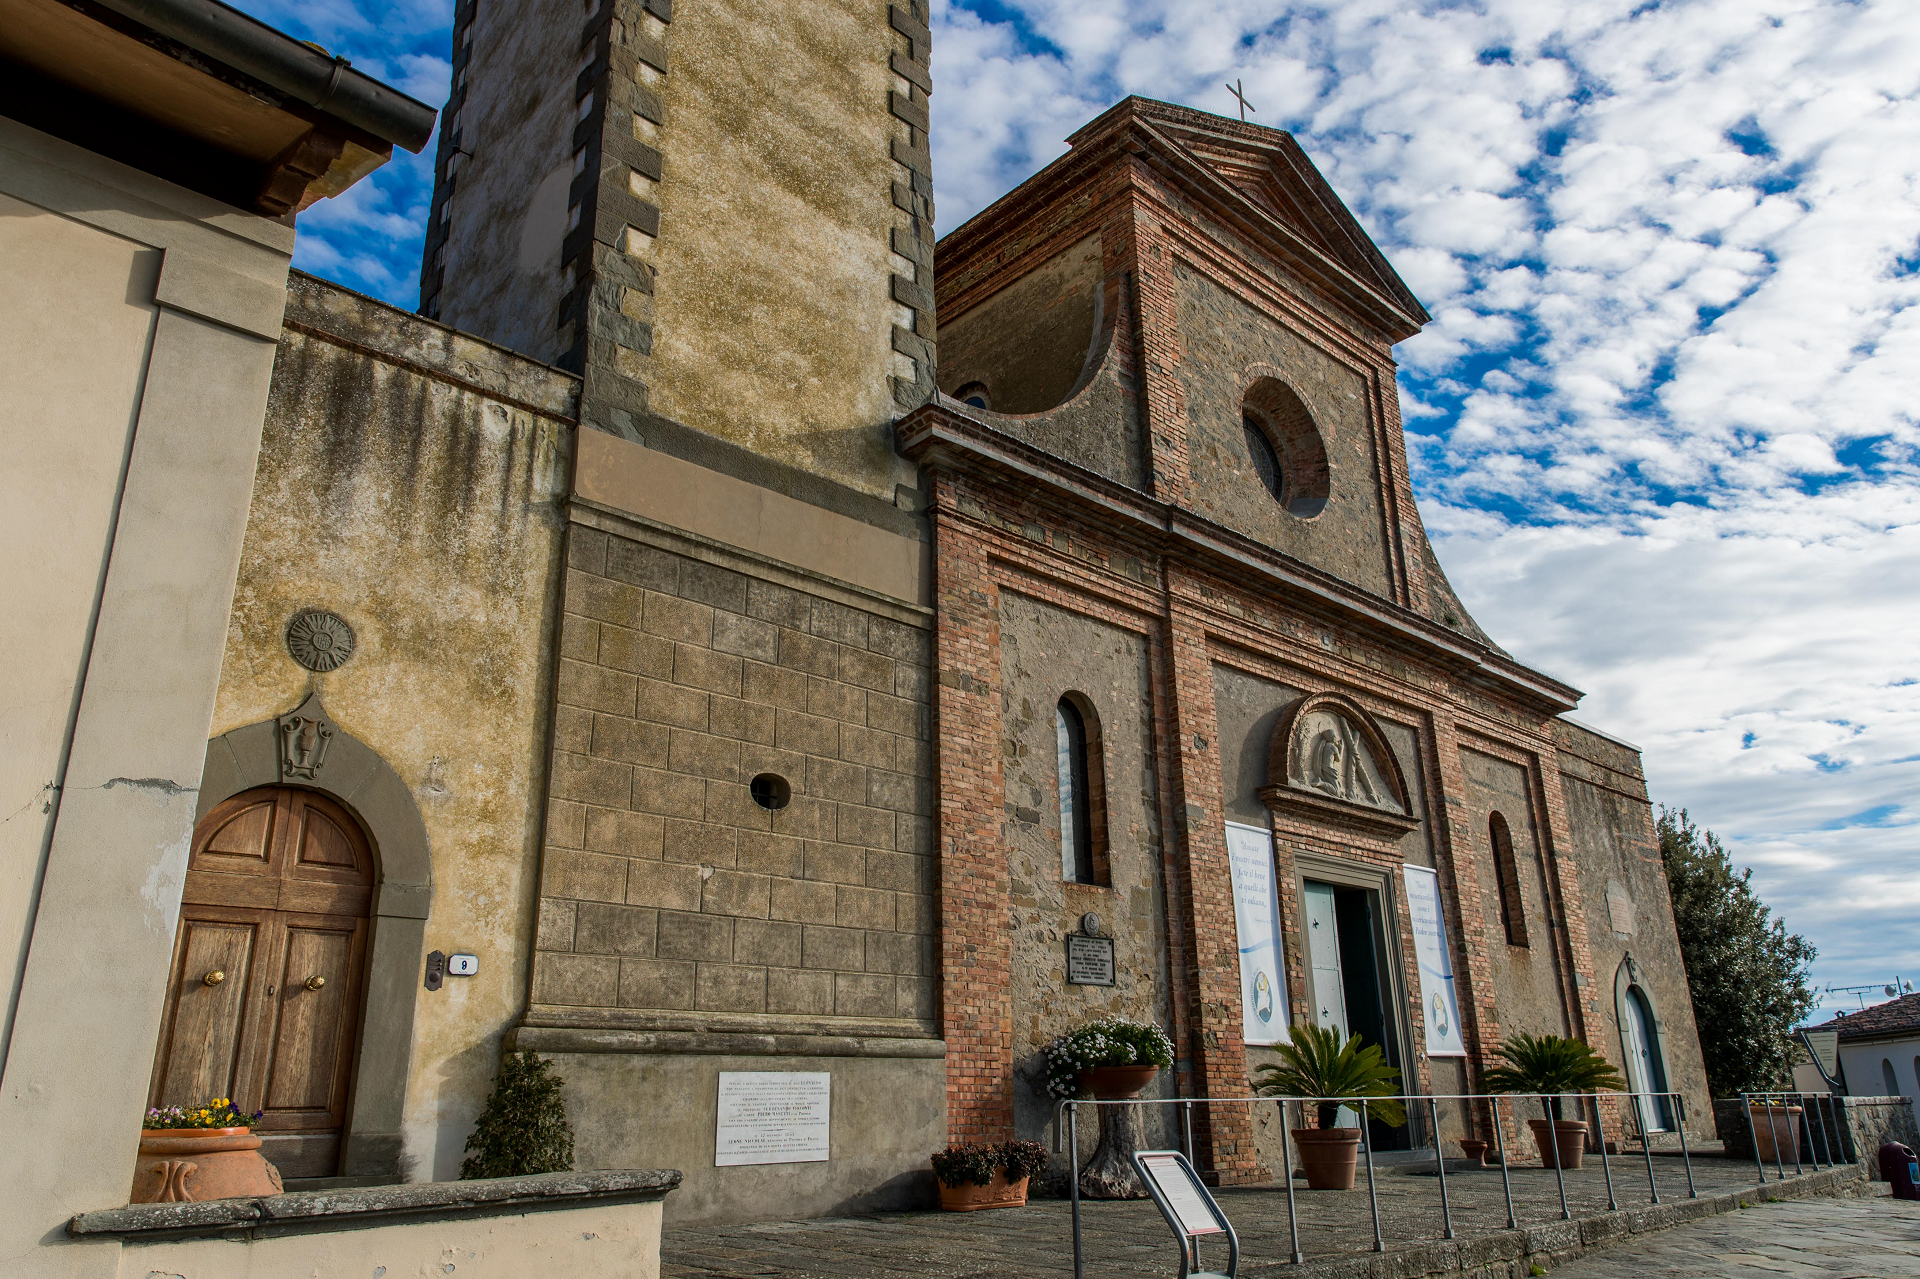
[1042,1016,1175,1099]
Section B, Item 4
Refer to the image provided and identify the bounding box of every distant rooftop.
[1805,992,1920,1042]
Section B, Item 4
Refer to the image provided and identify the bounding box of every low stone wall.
[68,1169,678,1278]
[1713,1094,1918,1174]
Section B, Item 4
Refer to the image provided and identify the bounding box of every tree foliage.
[1659,806,1815,1097]
[460,1050,575,1179]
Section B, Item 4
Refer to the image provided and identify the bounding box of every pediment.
[1107,99,1431,335]
[1259,693,1419,838]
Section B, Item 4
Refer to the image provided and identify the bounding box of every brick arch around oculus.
[196,697,431,1179]
[1240,365,1331,518]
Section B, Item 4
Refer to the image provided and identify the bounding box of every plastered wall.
[936,234,1104,414]
[1173,261,1394,598]
[643,0,908,498]
[432,0,581,364]
[209,275,576,1180]
[996,591,1174,1148]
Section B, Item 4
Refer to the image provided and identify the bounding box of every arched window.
[1055,695,1108,885]
[954,381,991,410]
[1241,378,1330,518]
[1489,812,1528,947]
[1884,1058,1901,1096]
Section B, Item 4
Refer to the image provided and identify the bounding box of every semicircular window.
[1242,378,1330,518]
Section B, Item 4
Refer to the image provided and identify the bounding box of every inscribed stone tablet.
[714,1072,831,1167]
[1138,1154,1223,1236]
[1065,933,1116,986]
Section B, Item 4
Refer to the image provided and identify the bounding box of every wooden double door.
[149,786,374,1179]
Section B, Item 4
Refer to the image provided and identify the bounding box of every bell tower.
[419,0,937,505]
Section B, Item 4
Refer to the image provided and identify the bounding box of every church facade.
[5,0,1709,1239]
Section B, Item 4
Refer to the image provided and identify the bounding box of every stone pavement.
[1549,1193,1920,1277]
[662,1155,1862,1278]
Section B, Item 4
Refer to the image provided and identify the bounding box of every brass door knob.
[203,970,225,986]
[305,975,326,990]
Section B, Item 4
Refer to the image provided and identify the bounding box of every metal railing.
[1054,1089,1703,1278]
[1740,1090,1850,1184]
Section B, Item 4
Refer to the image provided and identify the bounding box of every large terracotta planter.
[1526,1119,1588,1170]
[1457,1138,1490,1168]
[1749,1104,1804,1164]
[1076,1064,1159,1099]
[1291,1126,1363,1190]
[936,1169,1030,1211]
[132,1127,283,1204]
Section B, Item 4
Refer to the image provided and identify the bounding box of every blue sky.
[250,0,1920,1012]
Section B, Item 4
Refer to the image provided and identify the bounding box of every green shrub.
[1251,1022,1405,1129]
[460,1050,575,1179]
[1000,1139,1049,1182]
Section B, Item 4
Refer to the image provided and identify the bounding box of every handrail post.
[1493,1095,1516,1229]
[1767,1092,1786,1182]
[1674,1093,1697,1198]
[1595,1092,1617,1211]
[1744,1091,1766,1184]
[1638,1089,1659,1205]
[1790,1092,1804,1175]
[1182,1100,1194,1164]
[1279,1100,1302,1265]
[1545,1094,1570,1220]
[1070,1101,1083,1279]
[1431,1095,1454,1239]
[1361,1098,1383,1252]
[1823,1090,1849,1167]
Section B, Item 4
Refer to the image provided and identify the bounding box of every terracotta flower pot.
[1748,1104,1804,1164]
[1291,1126,1363,1190]
[1457,1138,1489,1167]
[132,1127,283,1204]
[935,1168,1030,1211]
[1526,1119,1588,1170]
[1076,1064,1159,1099]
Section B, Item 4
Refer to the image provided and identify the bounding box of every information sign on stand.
[1130,1149,1238,1278]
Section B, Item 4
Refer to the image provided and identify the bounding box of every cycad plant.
[1481,1032,1627,1120]
[1252,1022,1406,1130]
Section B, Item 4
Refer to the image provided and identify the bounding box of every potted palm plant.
[1252,1023,1406,1190]
[1481,1032,1627,1170]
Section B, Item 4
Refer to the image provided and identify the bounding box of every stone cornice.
[898,403,1582,716]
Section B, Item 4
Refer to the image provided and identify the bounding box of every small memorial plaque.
[1065,932,1116,986]
[714,1071,831,1167]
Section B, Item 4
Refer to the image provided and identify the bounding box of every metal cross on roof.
[1226,79,1256,122]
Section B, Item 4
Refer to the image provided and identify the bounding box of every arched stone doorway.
[1615,955,1675,1133]
[149,786,375,1177]
[185,693,434,1179]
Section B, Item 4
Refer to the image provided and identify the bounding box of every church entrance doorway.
[1620,985,1673,1132]
[149,786,374,1179]
[1302,878,1409,1150]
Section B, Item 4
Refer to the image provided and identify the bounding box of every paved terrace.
[663,1155,1868,1278]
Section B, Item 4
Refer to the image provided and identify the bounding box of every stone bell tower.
[418,0,937,505]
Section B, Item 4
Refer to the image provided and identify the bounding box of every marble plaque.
[1065,933,1116,986]
[714,1071,831,1167]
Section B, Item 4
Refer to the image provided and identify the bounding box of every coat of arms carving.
[278,692,338,781]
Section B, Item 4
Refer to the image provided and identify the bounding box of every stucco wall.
[432,0,579,365]
[209,274,576,1180]
[996,591,1174,1150]
[1173,260,1394,598]
[0,191,161,1033]
[936,234,1103,414]
[644,0,907,499]
[1553,718,1711,1130]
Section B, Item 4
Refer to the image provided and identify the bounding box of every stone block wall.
[528,521,936,1032]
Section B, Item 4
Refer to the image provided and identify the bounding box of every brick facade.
[908,97,1711,1179]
